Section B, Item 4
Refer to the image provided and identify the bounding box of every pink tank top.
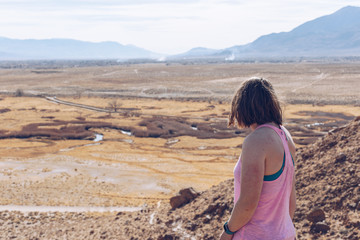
[233,124,296,240]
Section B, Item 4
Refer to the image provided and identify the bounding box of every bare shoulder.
[243,127,274,150]
[241,130,268,166]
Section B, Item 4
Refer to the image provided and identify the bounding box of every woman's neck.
[250,122,279,132]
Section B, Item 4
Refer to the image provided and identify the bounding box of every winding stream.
[59,133,103,152]
[94,133,104,141]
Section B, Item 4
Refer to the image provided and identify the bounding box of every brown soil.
[1,116,359,239]
[0,62,359,239]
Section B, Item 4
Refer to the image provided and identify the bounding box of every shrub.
[15,89,24,97]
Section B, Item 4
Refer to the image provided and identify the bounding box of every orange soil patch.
[0,96,358,207]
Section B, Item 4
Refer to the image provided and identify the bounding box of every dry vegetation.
[1,62,359,105]
[0,62,359,239]
[1,118,358,239]
[0,95,358,209]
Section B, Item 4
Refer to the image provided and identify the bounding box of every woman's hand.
[219,231,233,240]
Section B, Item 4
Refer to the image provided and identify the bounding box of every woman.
[220,78,296,240]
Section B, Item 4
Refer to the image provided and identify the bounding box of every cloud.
[1,0,360,54]
[0,0,204,23]
[0,0,201,9]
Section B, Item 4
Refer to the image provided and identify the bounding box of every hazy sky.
[1,0,359,54]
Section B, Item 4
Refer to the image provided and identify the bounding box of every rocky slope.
[126,117,360,239]
[293,116,360,239]
[0,118,359,239]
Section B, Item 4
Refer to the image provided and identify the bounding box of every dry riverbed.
[0,96,359,208]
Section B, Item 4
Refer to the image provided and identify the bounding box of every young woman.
[220,78,296,240]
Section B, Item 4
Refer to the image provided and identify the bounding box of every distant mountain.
[168,47,220,59]
[2,6,360,61]
[174,6,360,59]
[0,37,161,60]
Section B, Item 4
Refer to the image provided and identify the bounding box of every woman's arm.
[289,174,296,220]
[220,134,265,239]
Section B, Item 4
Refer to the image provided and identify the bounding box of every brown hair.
[228,77,282,128]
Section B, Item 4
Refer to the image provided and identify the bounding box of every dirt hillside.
[1,118,359,240]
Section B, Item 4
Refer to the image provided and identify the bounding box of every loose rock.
[169,187,199,209]
[311,222,330,233]
[335,153,346,163]
[307,208,326,223]
[158,234,178,240]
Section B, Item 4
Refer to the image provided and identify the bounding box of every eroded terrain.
[0,62,359,239]
[0,95,358,208]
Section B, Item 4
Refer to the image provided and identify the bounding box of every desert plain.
[0,61,359,239]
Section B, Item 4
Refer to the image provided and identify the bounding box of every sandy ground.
[0,62,359,104]
[0,96,359,209]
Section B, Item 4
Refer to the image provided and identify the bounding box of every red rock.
[179,188,199,200]
[335,153,347,163]
[311,222,330,233]
[157,234,178,240]
[169,187,199,209]
[307,208,325,223]
[169,195,187,209]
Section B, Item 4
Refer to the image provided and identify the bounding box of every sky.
[1,0,360,55]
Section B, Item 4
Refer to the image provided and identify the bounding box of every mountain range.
[0,38,160,60]
[1,6,360,60]
[174,6,360,60]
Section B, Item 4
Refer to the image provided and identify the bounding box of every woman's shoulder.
[244,127,275,148]
[249,125,277,138]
